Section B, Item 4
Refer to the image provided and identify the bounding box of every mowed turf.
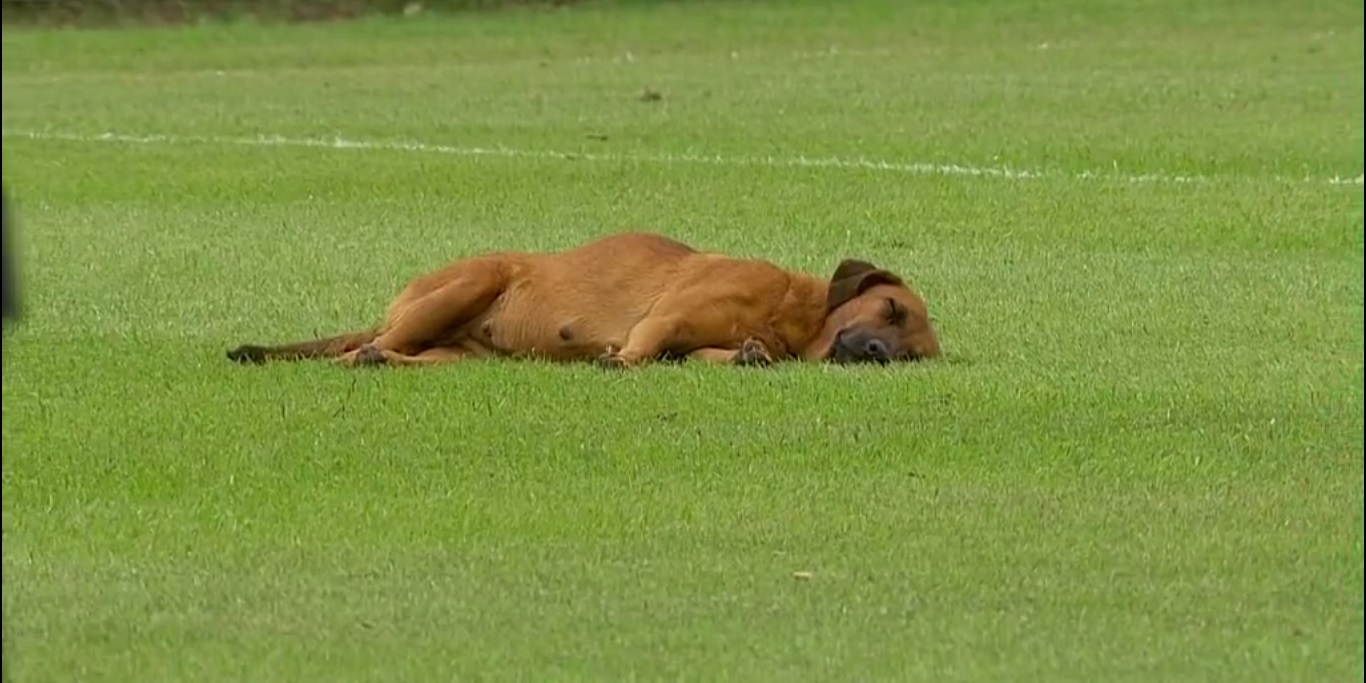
[1,0,1363,681]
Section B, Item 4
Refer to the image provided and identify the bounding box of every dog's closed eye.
[885,297,907,325]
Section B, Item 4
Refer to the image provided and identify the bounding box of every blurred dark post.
[2,188,14,683]
[2,190,16,324]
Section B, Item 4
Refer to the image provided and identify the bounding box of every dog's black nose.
[833,330,893,364]
[864,338,888,359]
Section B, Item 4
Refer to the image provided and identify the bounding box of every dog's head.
[822,259,940,364]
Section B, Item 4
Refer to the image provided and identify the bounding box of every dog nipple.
[480,320,495,338]
[558,324,574,341]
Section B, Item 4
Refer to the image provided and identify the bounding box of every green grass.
[2,0,1363,681]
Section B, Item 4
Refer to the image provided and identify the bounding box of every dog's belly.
[456,243,692,360]
[467,290,646,361]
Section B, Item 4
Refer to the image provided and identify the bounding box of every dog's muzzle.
[831,329,893,364]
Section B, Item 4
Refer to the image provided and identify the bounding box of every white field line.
[0,47,895,85]
[3,128,1362,188]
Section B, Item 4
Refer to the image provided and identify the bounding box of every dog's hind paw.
[227,345,268,364]
[353,344,388,367]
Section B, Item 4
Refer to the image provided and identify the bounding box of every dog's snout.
[832,328,893,364]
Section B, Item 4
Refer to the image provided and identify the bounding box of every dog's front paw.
[227,345,268,365]
[733,337,774,366]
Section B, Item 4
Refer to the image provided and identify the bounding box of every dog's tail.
[226,329,378,365]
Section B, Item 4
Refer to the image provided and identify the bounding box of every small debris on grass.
[792,571,814,581]
[639,88,663,102]
[586,133,609,141]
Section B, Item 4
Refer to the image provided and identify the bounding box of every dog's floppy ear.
[827,259,904,313]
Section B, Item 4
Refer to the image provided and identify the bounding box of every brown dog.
[227,232,940,368]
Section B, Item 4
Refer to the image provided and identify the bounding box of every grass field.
[2,0,1363,680]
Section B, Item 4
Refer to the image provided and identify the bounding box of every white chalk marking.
[2,128,1361,188]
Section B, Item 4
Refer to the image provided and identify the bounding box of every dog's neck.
[777,273,840,361]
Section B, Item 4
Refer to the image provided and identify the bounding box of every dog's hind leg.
[360,258,508,359]
[227,330,376,364]
[338,345,471,368]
